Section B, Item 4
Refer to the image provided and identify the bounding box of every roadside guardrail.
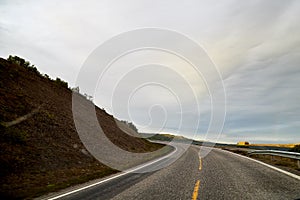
[248,150,300,160]
[248,150,300,168]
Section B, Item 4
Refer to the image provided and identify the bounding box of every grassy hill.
[0,56,163,199]
[142,133,194,142]
[249,143,300,148]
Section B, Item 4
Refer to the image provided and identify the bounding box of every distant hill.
[144,131,300,152]
[143,133,210,146]
[142,133,193,142]
[249,143,300,148]
[0,56,163,199]
[142,133,179,141]
[147,134,236,147]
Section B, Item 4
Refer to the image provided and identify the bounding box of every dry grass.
[249,143,300,148]
[0,57,165,199]
[222,147,300,176]
[249,154,300,171]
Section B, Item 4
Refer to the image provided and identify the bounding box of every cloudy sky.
[1,0,300,144]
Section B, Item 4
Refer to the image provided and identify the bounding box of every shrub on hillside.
[0,124,28,145]
[7,55,40,75]
[7,55,72,90]
[120,120,138,132]
[291,145,300,153]
[55,77,68,88]
[43,74,50,80]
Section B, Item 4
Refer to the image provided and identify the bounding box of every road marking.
[199,157,202,171]
[215,148,300,181]
[46,146,178,200]
[192,180,200,200]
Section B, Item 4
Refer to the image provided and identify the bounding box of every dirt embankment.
[0,57,163,199]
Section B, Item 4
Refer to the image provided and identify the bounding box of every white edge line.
[47,146,177,200]
[214,147,300,181]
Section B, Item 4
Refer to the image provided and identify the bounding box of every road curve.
[44,145,300,200]
[199,147,300,200]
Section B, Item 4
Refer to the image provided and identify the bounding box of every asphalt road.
[46,144,300,200]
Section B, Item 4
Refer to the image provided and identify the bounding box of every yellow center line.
[199,157,202,171]
[192,180,200,200]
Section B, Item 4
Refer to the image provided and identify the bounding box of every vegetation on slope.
[0,56,163,199]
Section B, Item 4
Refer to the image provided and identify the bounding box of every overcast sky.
[1,0,300,144]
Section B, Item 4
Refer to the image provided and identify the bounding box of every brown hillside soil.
[0,58,164,199]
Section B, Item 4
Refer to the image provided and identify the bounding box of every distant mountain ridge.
[144,132,300,151]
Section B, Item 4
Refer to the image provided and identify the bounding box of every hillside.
[249,143,300,148]
[0,56,163,199]
[143,133,192,142]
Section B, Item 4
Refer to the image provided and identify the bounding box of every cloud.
[0,0,299,143]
